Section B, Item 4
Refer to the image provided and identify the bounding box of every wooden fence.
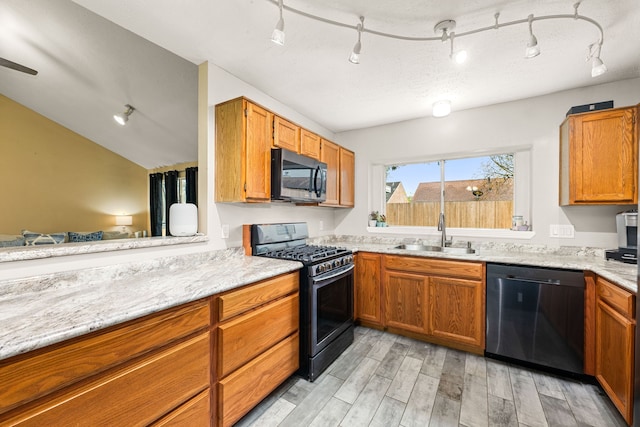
[386,201,513,229]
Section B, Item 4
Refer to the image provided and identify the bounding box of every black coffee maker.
[605,210,638,264]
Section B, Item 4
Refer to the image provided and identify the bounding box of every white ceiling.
[74,0,640,133]
[2,1,639,169]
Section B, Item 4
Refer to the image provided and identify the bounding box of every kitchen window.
[383,152,529,230]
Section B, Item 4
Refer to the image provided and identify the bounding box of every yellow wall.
[0,95,148,235]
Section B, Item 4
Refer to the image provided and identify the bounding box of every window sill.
[366,226,535,240]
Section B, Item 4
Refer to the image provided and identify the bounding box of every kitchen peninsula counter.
[0,248,302,361]
[312,237,637,292]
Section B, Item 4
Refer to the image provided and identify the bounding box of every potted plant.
[368,211,379,227]
[377,214,387,227]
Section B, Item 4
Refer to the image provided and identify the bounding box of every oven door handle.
[314,264,354,282]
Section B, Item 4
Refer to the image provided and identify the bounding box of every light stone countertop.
[0,248,302,361]
[311,236,637,293]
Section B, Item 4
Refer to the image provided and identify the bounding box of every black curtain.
[149,173,164,237]
[164,170,179,236]
[185,166,198,206]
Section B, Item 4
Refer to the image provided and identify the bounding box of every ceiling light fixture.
[271,0,285,46]
[588,42,607,77]
[432,100,452,118]
[113,104,135,126]
[349,17,364,64]
[447,31,468,64]
[265,0,605,77]
[525,14,540,58]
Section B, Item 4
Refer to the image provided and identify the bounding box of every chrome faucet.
[437,212,452,247]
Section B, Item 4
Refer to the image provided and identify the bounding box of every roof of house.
[412,178,513,202]
[386,181,409,203]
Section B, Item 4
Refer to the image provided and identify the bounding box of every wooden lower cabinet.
[429,276,485,352]
[381,255,485,354]
[0,301,212,426]
[215,272,300,427]
[384,270,429,335]
[595,277,635,425]
[355,252,383,327]
[151,389,212,426]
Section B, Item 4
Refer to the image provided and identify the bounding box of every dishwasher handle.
[498,276,567,287]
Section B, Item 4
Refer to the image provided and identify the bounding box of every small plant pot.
[368,220,377,227]
[376,221,387,227]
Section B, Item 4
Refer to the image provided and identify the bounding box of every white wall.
[333,77,640,248]
[205,63,339,249]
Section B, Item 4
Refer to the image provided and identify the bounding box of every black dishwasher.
[486,263,585,375]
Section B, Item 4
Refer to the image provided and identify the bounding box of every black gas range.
[250,223,354,381]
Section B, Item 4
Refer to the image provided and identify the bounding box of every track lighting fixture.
[588,42,607,77]
[265,0,605,77]
[271,0,285,46]
[349,17,364,65]
[448,32,468,64]
[113,104,135,126]
[525,15,540,59]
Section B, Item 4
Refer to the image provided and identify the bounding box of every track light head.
[525,15,540,58]
[349,17,364,64]
[448,32,468,64]
[271,0,285,45]
[587,42,607,77]
[113,104,135,126]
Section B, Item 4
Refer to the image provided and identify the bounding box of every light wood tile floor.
[236,327,627,427]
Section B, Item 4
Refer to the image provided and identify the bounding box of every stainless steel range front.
[250,222,354,381]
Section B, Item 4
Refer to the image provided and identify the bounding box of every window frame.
[369,149,535,240]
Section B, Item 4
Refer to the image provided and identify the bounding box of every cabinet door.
[273,116,300,152]
[384,270,429,335]
[428,276,485,352]
[339,147,355,207]
[595,298,635,424]
[320,139,340,206]
[355,252,382,327]
[300,129,321,160]
[563,106,637,204]
[245,102,273,201]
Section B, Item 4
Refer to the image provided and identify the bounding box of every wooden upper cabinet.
[273,116,300,152]
[339,147,355,207]
[320,138,340,206]
[215,97,272,203]
[560,105,638,205]
[300,129,321,160]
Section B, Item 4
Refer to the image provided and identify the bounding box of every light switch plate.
[221,224,230,239]
[549,224,575,238]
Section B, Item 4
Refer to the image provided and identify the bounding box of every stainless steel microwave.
[271,148,327,203]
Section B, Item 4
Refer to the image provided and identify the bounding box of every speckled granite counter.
[310,236,637,293]
[0,248,302,361]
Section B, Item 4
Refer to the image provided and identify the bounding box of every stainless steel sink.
[393,244,475,254]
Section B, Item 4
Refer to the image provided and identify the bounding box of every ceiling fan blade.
[0,57,38,75]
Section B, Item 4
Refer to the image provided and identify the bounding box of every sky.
[386,157,490,196]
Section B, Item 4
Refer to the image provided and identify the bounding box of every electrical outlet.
[221,224,230,239]
[549,224,575,238]
[319,220,324,231]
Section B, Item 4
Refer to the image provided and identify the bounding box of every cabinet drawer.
[218,293,299,377]
[151,389,210,426]
[597,277,635,318]
[0,299,210,415]
[2,333,210,426]
[384,255,483,280]
[218,272,298,321]
[218,333,299,427]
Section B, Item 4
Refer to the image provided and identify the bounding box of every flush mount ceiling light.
[271,0,285,45]
[113,104,135,126]
[432,100,452,118]
[266,0,606,77]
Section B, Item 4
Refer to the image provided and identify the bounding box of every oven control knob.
[346,255,353,264]
[317,264,325,274]
[334,259,342,267]
[324,262,332,272]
